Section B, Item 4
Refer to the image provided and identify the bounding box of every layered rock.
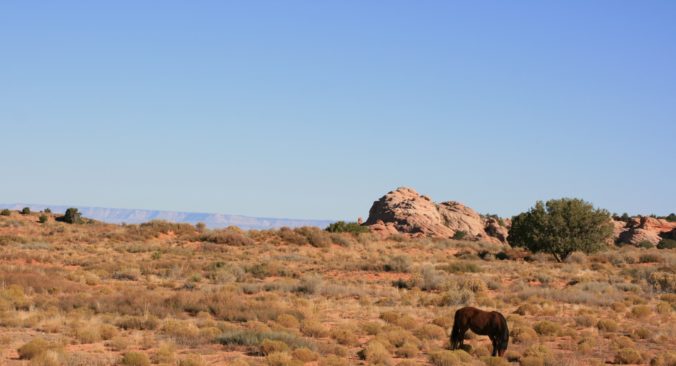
[364,187,508,244]
[614,216,676,246]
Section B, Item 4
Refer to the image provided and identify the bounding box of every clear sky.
[1,1,675,220]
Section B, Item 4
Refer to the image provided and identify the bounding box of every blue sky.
[1,1,674,220]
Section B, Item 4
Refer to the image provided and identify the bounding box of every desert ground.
[0,211,673,366]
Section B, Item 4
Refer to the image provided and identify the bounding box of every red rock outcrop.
[364,187,509,244]
[614,216,676,246]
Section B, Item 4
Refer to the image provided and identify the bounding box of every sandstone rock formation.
[614,216,676,246]
[364,187,508,244]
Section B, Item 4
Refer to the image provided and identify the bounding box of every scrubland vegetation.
[0,211,674,365]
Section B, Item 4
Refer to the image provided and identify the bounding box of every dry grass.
[0,212,673,365]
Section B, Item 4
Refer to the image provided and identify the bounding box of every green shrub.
[21,207,31,215]
[62,208,82,224]
[666,213,676,222]
[325,221,369,234]
[453,230,467,240]
[0,209,10,216]
[509,198,613,262]
[120,352,150,366]
[657,239,676,249]
[38,215,48,224]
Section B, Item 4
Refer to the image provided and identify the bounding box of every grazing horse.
[450,306,509,357]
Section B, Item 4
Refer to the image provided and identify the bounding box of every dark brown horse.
[450,307,509,357]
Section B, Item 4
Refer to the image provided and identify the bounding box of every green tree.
[508,198,613,262]
[63,208,82,224]
[21,207,31,215]
[325,221,369,234]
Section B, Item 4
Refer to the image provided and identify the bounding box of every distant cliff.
[0,204,334,230]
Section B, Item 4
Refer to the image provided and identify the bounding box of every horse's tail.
[499,313,509,352]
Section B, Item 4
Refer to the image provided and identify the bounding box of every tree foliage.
[63,208,82,224]
[508,198,613,262]
[325,221,369,234]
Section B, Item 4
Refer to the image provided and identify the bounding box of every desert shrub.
[429,350,472,366]
[648,272,676,293]
[153,343,176,364]
[415,264,445,291]
[509,198,613,261]
[597,319,619,332]
[200,229,254,246]
[18,338,59,360]
[657,239,676,249]
[99,324,118,340]
[218,329,314,350]
[62,208,82,224]
[481,356,510,366]
[318,355,349,366]
[615,348,642,364]
[438,289,474,306]
[296,227,332,247]
[574,315,594,327]
[277,227,309,245]
[330,325,358,346]
[292,348,318,362]
[651,351,676,366]
[177,355,207,366]
[360,340,392,365]
[395,342,419,358]
[21,207,31,215]
[266,352,302,366]
[39,214,48,223]
[120,352,150,366]
[640,253,662,263]
[295,275,323,294]
[511,326,538,344]
[108,336,130,351]
[300,319,329,338]
[73,325,101,343]
[533,321,561,336]
[116,316,159,330]
[440,262,482,273]
[415,323,446,340]
[0,209,10,216]
[384,255,412,272]
[630,305,651,319]
[637,240,654,249]
[325,221,369,234]
[276,314,300,329]
[260,339,290,355]
[656,301,672,315]
[30,350,64,366]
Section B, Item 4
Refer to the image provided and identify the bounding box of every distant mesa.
[364,187,509,244]
[0,204,333,230]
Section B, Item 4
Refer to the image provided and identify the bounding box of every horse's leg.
[491,337,498,356]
